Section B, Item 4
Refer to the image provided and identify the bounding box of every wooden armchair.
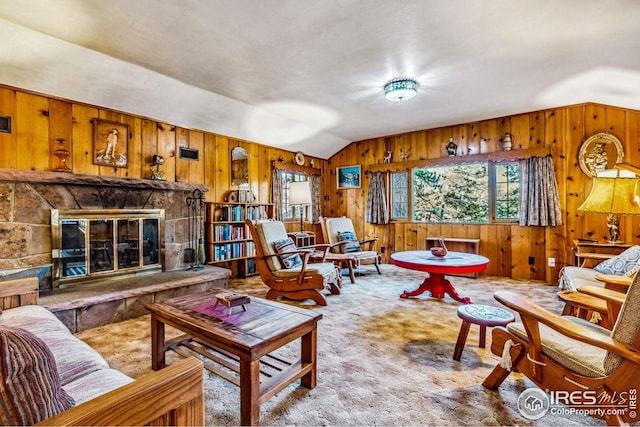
[483,272,640,425]
[245,220,341,306]
[320,216,382,275]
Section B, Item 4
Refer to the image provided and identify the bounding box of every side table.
[453,304,514,361]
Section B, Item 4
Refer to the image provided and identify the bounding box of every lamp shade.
[289,181,312,205]
[578,169,640,215]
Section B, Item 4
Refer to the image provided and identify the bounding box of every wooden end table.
[146,290,322,426]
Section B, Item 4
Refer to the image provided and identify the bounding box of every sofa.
[558,245,640,291]
[0,277,204,426]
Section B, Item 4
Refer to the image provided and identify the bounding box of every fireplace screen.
[51,209,164,288]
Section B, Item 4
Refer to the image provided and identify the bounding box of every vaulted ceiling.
[1,0,639,159]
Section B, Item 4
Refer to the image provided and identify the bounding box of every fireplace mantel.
[0,168,208,192]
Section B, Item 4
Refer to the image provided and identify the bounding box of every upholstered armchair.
[245,220,341,306]
[320,217,382,275]
[483,272,640,426]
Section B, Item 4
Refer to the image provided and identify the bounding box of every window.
[494,162,520,221]
[411,162,521,223]
[413,163,489,223]
[279,171,308,220]
[390,172,409,219]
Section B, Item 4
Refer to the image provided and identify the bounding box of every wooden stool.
[453,304,515,361]
[557,290,610,329]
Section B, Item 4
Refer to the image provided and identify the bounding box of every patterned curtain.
[310,174,321,224]
[519,155,562,226]
[270,169,283,221]
[366,172,389,224]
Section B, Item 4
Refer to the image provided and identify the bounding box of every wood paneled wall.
[3,82,640,282]
[0,84,327,223]
[327,104,640,282]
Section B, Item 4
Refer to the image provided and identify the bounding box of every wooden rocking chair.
[483,271,640,425]
[245,219,341,306]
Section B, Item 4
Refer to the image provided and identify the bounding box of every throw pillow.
[272,238,303,269]
[594,245,640,275]
[338,231,361,254]
[0,325,75,426]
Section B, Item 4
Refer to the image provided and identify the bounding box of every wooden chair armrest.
[37,357,204,426]
[578,284,626,324]
[259,251,313,283]
[359,237,378,251]
[578,285,627,306]
[494,291,640,363]
[595,273,633,293]
[300,244,331,261]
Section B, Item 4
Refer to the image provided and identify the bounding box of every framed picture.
[337,165,361,189]
[93,119,129,168]
[578,132,624,177]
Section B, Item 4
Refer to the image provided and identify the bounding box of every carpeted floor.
[76,264,604,426]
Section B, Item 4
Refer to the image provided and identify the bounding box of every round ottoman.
[453,304,515,361]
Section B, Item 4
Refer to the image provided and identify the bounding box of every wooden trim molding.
[368,146,551,172]
[271,160,322,175]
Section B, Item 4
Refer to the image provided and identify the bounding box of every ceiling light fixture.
[384,78,418,103]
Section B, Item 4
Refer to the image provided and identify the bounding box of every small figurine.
[502,133,513,151]
[383,151,392,164]
[310,159,315,167]
[401,151,411,161]
[446,138,457,157]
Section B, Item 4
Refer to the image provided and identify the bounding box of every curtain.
[270,169,283,221]
[310,174,321,224]
[519,155,562,226]
[366,172,389,224]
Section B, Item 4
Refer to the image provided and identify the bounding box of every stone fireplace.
[0,168,208,291]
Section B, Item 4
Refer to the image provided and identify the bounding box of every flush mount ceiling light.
[384,78,418,103]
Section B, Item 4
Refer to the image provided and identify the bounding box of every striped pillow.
[0,325,75,426]
[273,238,303,269]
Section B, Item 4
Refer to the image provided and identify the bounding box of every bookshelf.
[205,202,274,277]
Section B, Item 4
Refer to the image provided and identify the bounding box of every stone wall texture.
[0,174,207,289]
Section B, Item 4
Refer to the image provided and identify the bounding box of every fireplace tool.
[185,189,206,271]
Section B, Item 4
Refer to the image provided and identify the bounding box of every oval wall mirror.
[231,146,249,187]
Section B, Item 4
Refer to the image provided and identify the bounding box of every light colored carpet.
[76,264,602,426]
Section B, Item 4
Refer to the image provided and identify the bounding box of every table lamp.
[578,167,640,243]
[288,181,312,233]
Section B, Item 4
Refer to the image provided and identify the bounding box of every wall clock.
[578,132,624,177]
[294,151,305,166]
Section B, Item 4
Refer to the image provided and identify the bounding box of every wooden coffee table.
[146,290,322,426]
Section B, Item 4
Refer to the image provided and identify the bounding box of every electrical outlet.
[381,246,385,253]
[548,257,555,267]
[528,256,535,265]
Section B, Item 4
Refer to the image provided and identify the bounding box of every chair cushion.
[0,325,75,426]
[273,262,337,278]
[2,305,111,385]
[557,266,602,291]
[507,319,608,378]
[273,238,303,269]
[594,245,640,275]
[605,271,640,374]
[338,231,361,253]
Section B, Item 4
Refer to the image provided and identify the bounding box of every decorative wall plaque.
[578,132,624,177]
